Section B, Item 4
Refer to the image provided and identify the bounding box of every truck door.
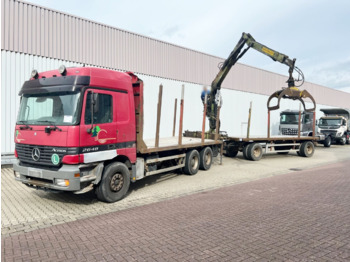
[80,88,118,163]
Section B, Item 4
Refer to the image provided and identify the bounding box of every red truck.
[13,66,222,202]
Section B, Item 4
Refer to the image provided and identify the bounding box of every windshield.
[319,118,342,127]
[280,114,299,125]
[17,91,81,125]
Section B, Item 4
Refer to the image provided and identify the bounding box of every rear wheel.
[299,141,315,157]
[96,162,130,203]
[184,150,200,175]
[247,143,263,161]
[199,147,213,170]
[323,136,331,147]
[242,144,250,160]
[224,144,239,158]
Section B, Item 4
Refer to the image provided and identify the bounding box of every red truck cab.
[14,66,138,199]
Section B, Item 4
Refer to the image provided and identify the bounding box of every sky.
[29,0,350,93]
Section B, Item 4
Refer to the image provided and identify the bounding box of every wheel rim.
[205,151,212,165]
[253,147,261,158]
[110,173,124,192]
[306,144,313,154]
[191,155,199,170]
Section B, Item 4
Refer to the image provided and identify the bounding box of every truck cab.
[14,66,138,199]
[279,110,314,136]
[318,108,350,145]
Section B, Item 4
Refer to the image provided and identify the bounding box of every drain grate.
[289,168,303,171]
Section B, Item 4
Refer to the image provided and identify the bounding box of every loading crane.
[207,32,316,132]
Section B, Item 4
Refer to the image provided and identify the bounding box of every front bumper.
[13,160,101,192]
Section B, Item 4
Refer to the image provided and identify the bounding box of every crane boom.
[207,32,315,132]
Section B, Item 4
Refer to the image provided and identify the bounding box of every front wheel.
[247,143,263,161]
[339,135,346,145]
[323,136,331,147]
[96,162,130,203]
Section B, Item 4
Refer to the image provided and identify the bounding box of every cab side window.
[84,92,113,124]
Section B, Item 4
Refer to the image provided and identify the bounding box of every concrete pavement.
[2,145,350,237]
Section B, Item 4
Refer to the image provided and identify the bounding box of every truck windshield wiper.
[18,121,32,130]
[37,120,62,132]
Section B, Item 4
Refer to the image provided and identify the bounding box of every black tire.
[339,135,346,145]
[224,144,239,158]
[184,150,200,175]
[199,147,213,170]
[347,135,350,145]
[323,136,331,148]
[242,144,250,160]
[297,151,301,156]
[247,143,263,161]
[212,145,219,157]
[299,141,315,157]
[96,162,130,203]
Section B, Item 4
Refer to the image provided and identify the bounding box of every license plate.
[28,168,43,178]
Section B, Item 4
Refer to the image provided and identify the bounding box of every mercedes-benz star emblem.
[32,148,40,161]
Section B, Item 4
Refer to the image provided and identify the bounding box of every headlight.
[55,179,70,187]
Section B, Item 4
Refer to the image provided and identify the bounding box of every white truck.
[318,108,350,145]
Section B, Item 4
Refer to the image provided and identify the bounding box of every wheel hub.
[191,156,199,170]
[110,173,124,192]
[253,147,261,157]
[205,152,211,165]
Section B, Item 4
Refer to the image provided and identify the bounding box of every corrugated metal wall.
[2,0,350,108]
[1,51,334,154]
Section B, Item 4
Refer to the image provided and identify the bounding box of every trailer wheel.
[224,144,238,158]
[299,141,315,157]
[184,150,200,175]
[323,136,331,147]
[199,147,213,170]
[339,135,346,145]
[243,144,250,160]
[247,143,263,161]
[96,162,130,203]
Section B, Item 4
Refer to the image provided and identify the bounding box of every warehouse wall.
[1,51,333,154]
[2,0,350,108]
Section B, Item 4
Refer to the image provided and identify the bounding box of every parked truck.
[13,66,222,202]
[318,108,350,145]
[279,110,330,147]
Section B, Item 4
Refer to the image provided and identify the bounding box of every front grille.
[320,130,337,135]
[16,144,78,167]
[281,128,298,135]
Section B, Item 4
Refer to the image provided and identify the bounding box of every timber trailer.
[186,32,320,161]
[13,66,222,202]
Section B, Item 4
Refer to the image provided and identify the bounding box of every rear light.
[14,149,18,158]
[62,154,84,164]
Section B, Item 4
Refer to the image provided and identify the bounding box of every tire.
[347,135,350,145]
[184,149,200,175]
[224,144,238,158]
[247,143,263,161]
[199,147,213,170]
[212,145,219,157]
[299,141,315,157]
[339,135,346,145]
[96,162,130,203]
[323,136,331,147]
[242,144,250,160]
